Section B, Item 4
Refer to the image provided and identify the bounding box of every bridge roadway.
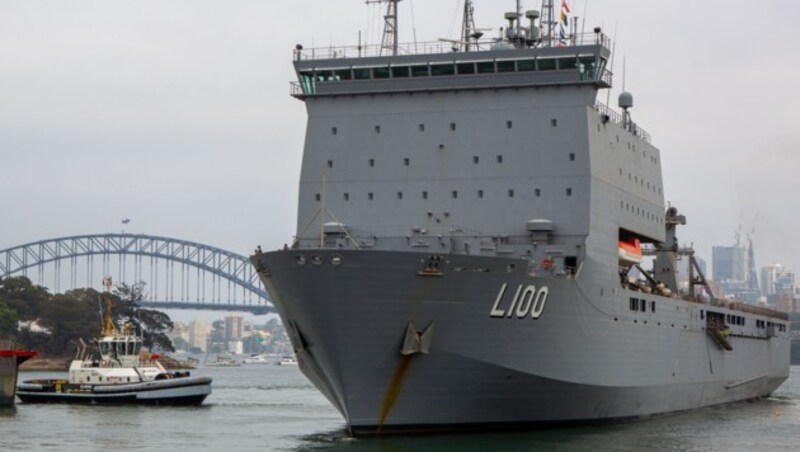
[0,233,274,314]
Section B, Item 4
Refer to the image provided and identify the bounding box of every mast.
[540,0,555,46]
[367,0,401,56]
[101,277,117,337]
[461,0,477,51]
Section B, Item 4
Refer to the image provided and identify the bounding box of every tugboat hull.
[16,376,211,406]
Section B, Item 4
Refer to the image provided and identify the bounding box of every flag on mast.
[558,0,571,47]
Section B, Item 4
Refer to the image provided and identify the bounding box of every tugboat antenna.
[366,0,401,56]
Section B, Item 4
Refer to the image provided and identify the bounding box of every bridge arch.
[0,234,272,314]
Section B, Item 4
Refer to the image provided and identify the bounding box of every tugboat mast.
[101,276,117,337]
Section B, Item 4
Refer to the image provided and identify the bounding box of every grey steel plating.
[252,2,790,435]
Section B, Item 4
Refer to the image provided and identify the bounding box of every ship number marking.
[489,283,549,319]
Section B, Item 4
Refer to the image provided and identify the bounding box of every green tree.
[0,276,50,321]
[113,282,175,352]
[0,300,19,339]
[37,294,100,356]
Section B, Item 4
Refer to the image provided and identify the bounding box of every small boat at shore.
[16,277,211,406]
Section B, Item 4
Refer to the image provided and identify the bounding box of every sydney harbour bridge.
[0,234,273,315]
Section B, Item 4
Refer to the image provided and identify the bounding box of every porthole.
[310,255,324,266]
[330,255,343,266]
[295,255,306,266]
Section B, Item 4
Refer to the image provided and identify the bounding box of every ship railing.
[594,101,652,144]
[294,32,610,61]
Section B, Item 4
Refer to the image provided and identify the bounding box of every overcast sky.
[2,0,799,288]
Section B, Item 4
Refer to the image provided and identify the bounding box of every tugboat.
[16,278,212,406]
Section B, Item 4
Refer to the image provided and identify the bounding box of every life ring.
[541,257,554,271]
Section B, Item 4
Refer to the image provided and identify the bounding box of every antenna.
[366,0,401,56]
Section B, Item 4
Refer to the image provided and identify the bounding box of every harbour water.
[2,365,798,451]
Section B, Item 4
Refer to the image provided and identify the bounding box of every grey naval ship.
[252,0,791,435]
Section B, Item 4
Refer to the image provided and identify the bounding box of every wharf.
[1,341,37,406]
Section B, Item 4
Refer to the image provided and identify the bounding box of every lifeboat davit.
[618,238,644,267]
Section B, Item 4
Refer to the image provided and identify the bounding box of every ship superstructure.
[253,0,790,435]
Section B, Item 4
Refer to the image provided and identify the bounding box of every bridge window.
[508,189,515,198]
[411,65,429,77]
[517,59,535,71]
[334,69,352,80]
[473,156,479,164]
[404,158,410,166]
[457,62,475,74]
[375,125,381,134]
[452,190,458,199]
[315,193,320,201]
[331,127,337,135]
[369,158,375,167]
[566,188,573,197]
[418,123,425,132]
[368,192,374,200]
[538,58,557,71]
[497,155,503,163]
[397,192,403,200]
[629,297,638,311]
[506,120,513,129]
[558,58,578,70]
[327,160,333,168]
[639,299,646,312]
[298,71,315,94]
[431,63,455,76]
[343,193,349,201]
[353,68,371,80]
[391,66,409,78]
[478,189,484,199]
[477,61,495,73]
[535,188,541,197]
[422,191,428,199]
[450,122,457,131]
[373,67,390,79]
[569,153,575,161]
[497,60,516,72]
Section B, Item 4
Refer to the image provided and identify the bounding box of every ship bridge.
[291,32,612,98]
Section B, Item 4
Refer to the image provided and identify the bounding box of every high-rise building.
[711,234,759,303]
[188,320,209,352]
[713,246,745,283]
[225,314,245,342]
[761,263,784,296]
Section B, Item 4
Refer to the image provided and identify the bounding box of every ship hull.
[255,249,790,435]
[16,376,212,406]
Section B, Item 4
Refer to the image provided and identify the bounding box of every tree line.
[0,276,174,356]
